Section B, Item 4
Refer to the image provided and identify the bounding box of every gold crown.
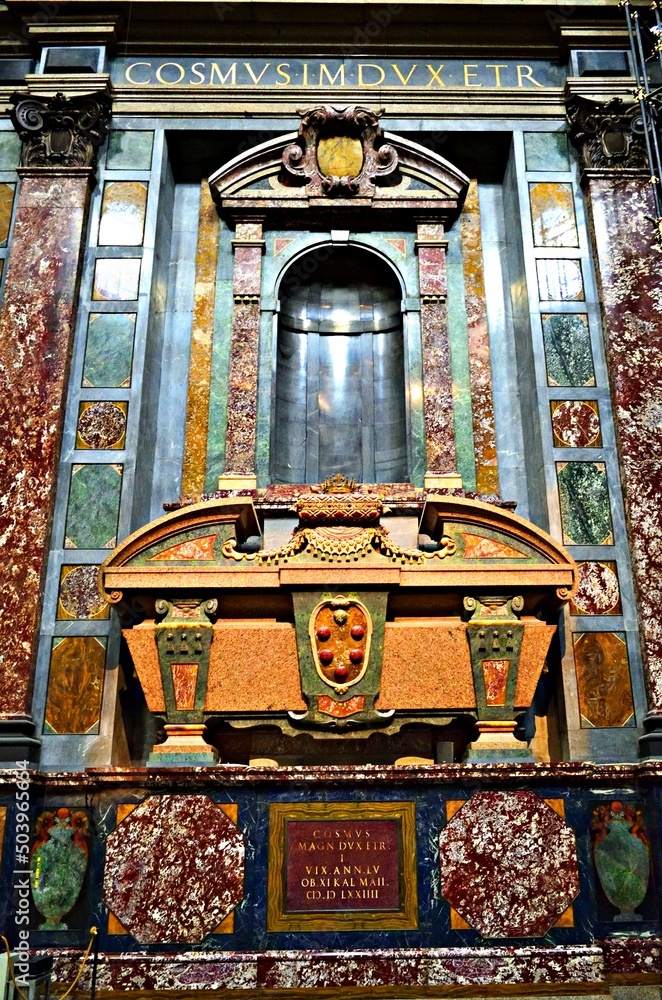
[297,476,382,525]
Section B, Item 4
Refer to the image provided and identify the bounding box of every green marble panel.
[0,131,21,169]
[542,313,595,387]
[64,464,123,549]
[557,461,613,546]
[106,130,154,170]
[205,219,235,491]
[83,313,136,387]
[524,132,570,172]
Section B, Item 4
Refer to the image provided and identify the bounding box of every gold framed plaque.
[267,801,418,932]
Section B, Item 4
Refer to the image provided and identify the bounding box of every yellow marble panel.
[0,183,15,246]
[317,136,363,178]
[530,182,578,248]
[181,181,220,495]
[44,636,106,734]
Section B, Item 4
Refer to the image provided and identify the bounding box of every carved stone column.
[567,94,662,757]
[416,222,460,489]
[220,219,265,490]
[0,90,111,762]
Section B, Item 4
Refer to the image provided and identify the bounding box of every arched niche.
[273,244,408,485]
[208,107,470,491]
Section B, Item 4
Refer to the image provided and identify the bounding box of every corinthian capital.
[9,90,112,169]
[566,95,649,171]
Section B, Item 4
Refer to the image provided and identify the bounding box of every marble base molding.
[44,946,607,993]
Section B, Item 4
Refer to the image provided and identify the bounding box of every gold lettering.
[391,63,417,86]
[155,62,185,85]
[276,62,291,85]
[425,64,445,87]
[319,63,345,86]
[125,62,152,85]
[517,64,544,88]
[486,63,508,87]
[244,62,271,85]
[358,63,386,87]
[463,64,481,87]
[210,62,237,85]
[303,63,309,86]
[190,61,206,84]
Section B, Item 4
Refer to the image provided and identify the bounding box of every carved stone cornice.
[9,90,112,170]
[282,105,398,197]
[566,94,649,172]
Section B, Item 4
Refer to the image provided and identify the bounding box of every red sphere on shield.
[349,648,364,664]
[319,648,334,665]
[350,625,365,640]
[334,664,349,682]
[316,625,331,641]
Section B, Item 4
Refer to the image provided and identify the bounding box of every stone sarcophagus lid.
[100,488,577,764]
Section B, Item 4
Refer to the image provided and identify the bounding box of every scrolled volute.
[9,90,112,169]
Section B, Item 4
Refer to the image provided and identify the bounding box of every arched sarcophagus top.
[101,492,577,607]
[208,106,470,224]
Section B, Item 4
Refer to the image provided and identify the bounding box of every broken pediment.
[208,106,469,223]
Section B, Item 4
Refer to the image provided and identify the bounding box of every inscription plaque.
[267,801,418,931]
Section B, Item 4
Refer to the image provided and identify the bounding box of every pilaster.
[0,89,111,762]
[415,221,460,489]
[220,219,265,490]
[567,91,662,757]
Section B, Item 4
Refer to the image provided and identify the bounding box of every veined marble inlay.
[103,794,244,944]
[574,631,634,728]
[584,175,662,716]
[571,561,621,616]
[438,790,580,938]
[551,400,601,448]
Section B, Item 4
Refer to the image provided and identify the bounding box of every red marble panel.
[171,662,198,710]
[482,659,509,706]
[0,169,92,719]
[420,298,456,474]
[224,227,263,477]
[49,945,605,992]
[570,561,621,616]
[225,299,261,475]
[551,399,601,448]
[438,790,580,938]
[285,819,400,912]
[418,245,447,297]
[103,794,244,944]
[583,175,662,714]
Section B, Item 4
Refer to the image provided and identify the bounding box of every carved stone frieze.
[566,96,649,171]
[9,90,112,169]
[281,105,398,197]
